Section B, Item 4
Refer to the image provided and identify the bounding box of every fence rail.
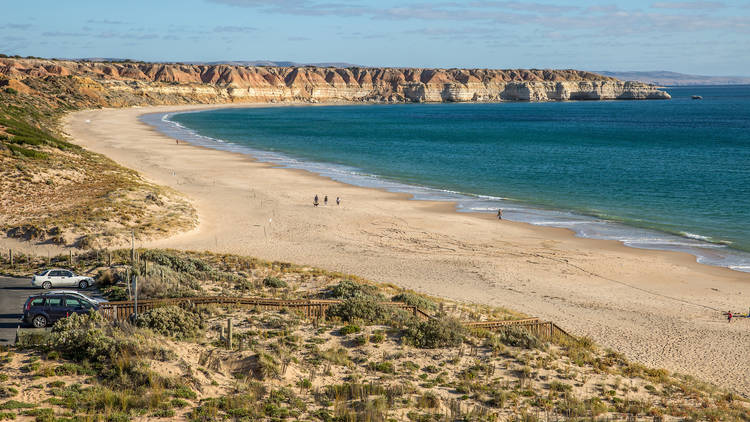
[98,296,430,322]
[98,295,573,341]
[466,319,572,340]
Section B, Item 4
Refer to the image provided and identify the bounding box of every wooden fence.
[466,319,572,341]
[98,296,431,322]
[98,295,572,341]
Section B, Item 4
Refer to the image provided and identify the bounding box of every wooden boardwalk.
[98,295,573,341]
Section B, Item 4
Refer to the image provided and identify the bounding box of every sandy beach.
[59,104,750,395]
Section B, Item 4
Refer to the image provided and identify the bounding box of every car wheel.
[79,280,89,289]
[32,315,47,328]
[42,281,52,289]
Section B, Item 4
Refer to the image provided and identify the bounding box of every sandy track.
[58,104,750,395]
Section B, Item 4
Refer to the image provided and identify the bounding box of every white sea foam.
[140,111,750,274]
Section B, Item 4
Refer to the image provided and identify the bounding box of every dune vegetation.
[1,249,748,421]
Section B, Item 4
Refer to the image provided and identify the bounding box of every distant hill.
[597,71,750,86]
[193,60,362,68]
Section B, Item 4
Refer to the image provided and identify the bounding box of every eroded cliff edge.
[1,58,670,104]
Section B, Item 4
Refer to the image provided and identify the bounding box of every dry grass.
[0,76,197,249]
[2,249,749,421]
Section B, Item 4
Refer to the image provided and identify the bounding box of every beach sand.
[59,104,750,394]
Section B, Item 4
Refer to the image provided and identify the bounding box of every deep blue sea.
[142,85,750,273]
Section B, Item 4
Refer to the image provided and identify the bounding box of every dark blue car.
[23,293,99,328]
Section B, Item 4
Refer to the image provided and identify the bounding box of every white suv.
[31,269,95,290]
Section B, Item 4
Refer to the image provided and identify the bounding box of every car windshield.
[35,270,48,276]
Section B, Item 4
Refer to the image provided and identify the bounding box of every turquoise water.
[142,85,750,272]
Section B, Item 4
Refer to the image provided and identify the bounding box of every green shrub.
[327,297,394,324]
[135,306,203,339]
[0,400,36,410]
[140,249,210,274]
[263,276,287,288]
[550,381,572,393]
[7,144,47,159]
[370,332,385,344]
[325,280,383,300]
[339,325,360,335]
[0,386,17,399]
[101,285,128,301]
[4,88,18,95]
[368,361,394,374]
[391,292,436,311]
[354,335,368,346]
[0,411,14,420]
[496,327,543,349]
[51,312,126,363]
[403,316,466,349]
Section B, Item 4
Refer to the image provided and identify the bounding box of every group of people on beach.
[313,194,340,207]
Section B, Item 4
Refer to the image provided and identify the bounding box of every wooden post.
[125,268,131,300]
[9,249,13,267]
[69,250,73,267]
[227,319,233,349]
[131,231,135,265]
[133,275,138,320]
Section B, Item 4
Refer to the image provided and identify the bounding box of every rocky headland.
[0,58,670,105]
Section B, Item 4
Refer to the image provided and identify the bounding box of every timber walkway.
[98,295,573,341]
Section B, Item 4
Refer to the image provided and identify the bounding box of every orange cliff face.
[0,58,671,105]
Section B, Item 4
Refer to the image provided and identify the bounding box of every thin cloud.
[42,31,87,37]
[5,23,32,30]
[213,25,257,33]
[650,1,724,9]
[87,19,127,25]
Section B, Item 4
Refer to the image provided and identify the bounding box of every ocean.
[141,85,750,273]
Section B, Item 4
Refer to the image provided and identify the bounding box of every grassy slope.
[1,249,748,421]
[0,75,197,248]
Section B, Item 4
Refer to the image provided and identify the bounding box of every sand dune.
[61,104,750,395]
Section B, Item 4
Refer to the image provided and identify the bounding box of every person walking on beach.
[336,197,340,206]
[497,209,503,220]
[314,195,319,207]
[728,311,733,323]
[324,195,328,206]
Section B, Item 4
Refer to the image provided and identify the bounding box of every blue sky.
[2,0,748,75]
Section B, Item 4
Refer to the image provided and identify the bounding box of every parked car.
[22,293,100,328]
[31,269,94,290]
[40,290,108,304]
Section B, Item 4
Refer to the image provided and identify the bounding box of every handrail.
[98,295,574,341]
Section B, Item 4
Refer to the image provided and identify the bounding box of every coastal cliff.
[0,58,670,104]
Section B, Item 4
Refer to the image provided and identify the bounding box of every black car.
[23,293,99,328]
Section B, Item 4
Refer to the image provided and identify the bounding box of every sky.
[1,0,749,75]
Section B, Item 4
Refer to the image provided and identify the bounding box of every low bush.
[370,332,385,344]
[263,276,287,288]
[402,316,466,349]
[140,249,210,275]
[391,292,437,311]
[496,327,543,349]
[0,386,17,399]
[325,280,383,300]
[326,297,393,325]
[135,306,203,339]
[51,312,131,363]
[101,285,128,301]
[339,325,360,335]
